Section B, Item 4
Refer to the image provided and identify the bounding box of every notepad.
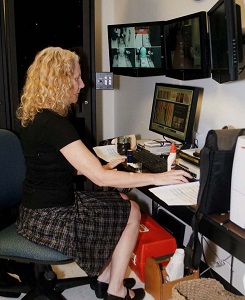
[149,181,199,206]
[93,145,126,162]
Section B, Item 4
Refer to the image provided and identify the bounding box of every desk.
[136,184,245,264]
[99,150,245,292]
[111,158,245,265]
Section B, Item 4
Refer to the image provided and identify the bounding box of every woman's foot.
[104,287,145,300]
[90,278,136,299]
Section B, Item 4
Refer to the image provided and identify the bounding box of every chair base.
[0,265,96,300]
[0,269,22,298]
[22,289,66,300]
[0,291,21,298]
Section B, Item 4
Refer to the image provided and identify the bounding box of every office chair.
[0,129,96,299]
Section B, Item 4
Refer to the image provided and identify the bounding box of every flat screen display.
[163,12,210,80]
[208,0,243,83]
[149,83,202,147]
[108,21,165,77]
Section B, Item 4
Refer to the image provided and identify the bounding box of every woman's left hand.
[103,159,125,170]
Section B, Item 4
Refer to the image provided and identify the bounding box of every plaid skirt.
[16,191,131,276]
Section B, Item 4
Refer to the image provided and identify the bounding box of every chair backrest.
[0,129,25,209]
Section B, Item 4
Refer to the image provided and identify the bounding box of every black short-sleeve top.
[20,109,80,209]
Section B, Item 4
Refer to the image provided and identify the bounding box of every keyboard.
[132,148,167,173]
[131,147,198,180]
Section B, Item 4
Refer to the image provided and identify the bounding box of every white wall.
[95,0,245,147]
[94,0,245,294]
[95,0,116,141]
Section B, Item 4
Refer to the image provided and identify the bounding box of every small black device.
[127,149,133,163]
[117,136,131,155]
[149,82,202,149]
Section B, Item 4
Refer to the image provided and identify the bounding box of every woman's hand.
[103,158,126,170]
[153,169,193,186]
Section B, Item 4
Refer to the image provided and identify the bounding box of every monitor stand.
[162,137,198,151]
[180,143,198,150]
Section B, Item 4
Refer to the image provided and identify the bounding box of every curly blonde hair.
[16,47,80,127]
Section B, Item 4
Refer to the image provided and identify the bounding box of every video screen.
[149,83,201,144]
[209,2,229,70]
[164,16,202,70]
[108,23,162,69]
[208,0,243,83]
[152,86,193,139]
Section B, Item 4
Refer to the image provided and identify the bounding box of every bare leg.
[97,259,112,284]
[98,200,141,298]
[97,194,130,283]
[119,192,129,200]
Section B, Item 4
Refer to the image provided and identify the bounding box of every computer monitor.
[107,21,165,77]
[162,11,210,80]
[208,0,244,83]
[149,83,202,148]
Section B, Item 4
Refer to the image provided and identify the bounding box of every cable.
[239,64,245,75]
[193,138,198,148]
[200,235,232,277]
[228,256,234,291]
[200,235,214,277]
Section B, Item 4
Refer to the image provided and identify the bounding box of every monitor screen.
[163,12,210,80]
[107,21,165,77]
[208,0,243,83]
[149,83,202,148]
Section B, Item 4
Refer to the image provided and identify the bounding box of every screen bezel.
[149,83,201,146]
[107,21,165,77]
[162,11,210,80]
[208,0,242,83]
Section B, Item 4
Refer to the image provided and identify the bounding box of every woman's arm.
[60,140,191,188]
[76,158,124,175]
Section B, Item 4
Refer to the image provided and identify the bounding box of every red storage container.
[129,214,177,282]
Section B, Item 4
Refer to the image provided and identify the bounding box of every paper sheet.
[149,181,199,206]
[93,145,126,162]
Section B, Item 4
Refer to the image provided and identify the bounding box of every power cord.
[239,64,245,75]
[200,235,233,278]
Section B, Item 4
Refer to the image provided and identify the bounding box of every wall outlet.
[96,72,113,90]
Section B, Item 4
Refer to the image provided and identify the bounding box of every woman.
[16,47,191,300]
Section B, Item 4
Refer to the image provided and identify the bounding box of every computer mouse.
[185,176,198,183]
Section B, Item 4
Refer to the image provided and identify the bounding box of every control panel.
[96,72,113,90]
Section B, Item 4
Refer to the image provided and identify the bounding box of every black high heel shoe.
[104,287,145,300]
[90,278,136,299]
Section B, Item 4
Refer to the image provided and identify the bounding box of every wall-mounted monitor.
[107,21,165,77]
[162,12,210,80]
[149,83,202,148]
[208,0,244,83]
